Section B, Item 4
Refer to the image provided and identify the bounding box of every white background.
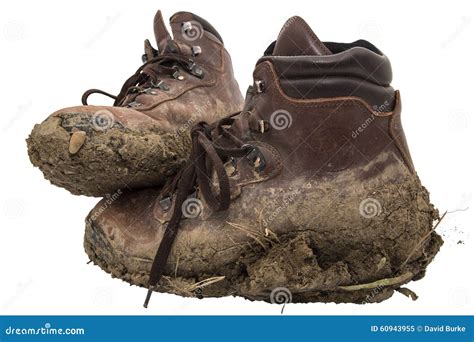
[0,0,472,315]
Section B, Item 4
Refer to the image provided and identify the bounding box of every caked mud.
[27,112,190,197]
[84,169,443,304]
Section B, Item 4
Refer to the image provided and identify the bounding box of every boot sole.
[27,113,191,196]
[84,194,444,304]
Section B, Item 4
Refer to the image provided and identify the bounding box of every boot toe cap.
[84,188,247,279]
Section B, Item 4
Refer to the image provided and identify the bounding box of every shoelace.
[81,53,203,107]
[144,109,267,307]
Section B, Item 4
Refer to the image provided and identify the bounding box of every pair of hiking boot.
[27,10,442,307]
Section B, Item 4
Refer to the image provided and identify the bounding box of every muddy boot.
[85,16,443,305]
[27,10,243,197]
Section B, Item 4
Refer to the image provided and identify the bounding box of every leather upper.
[87,16,421,289]
[53,10,243,133]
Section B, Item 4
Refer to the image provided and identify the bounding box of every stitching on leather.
[136,38,225,113]
[294,16,331,55]
[257,61,393,117]
[256,141,283,180]
[138,56,220,113]
[237,141,283,187]
[200,34,225,72]
[389,110,415,174]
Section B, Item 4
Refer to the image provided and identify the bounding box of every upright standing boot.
[85,16,442,305]
[27,10,243,196]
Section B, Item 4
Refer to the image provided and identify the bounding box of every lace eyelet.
[128,101,141,108]
[242,144,266,172]
[255,80,265,93]
[192,46,202,56]
[159,196,172,212]
[172,69,185,81]
[224,157,238,177]
[182,21,193,34]
[142,88,157,95]
[258,120,269,133]
[188,62,204,78]
[151,80,169,91]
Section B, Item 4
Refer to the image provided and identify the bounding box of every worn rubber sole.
[27,112,191,197]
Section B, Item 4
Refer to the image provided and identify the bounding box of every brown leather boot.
[85,16,442,305]
[27,10,243,197]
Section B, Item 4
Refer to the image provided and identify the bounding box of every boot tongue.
[153,10,172,53]
[273,16,332,56]
[169,11,224,45]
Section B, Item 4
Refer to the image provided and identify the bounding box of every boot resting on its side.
[27,10,243,197]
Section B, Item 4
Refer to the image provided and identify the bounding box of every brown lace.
[144,110,267,307]
[81,53,201,107]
